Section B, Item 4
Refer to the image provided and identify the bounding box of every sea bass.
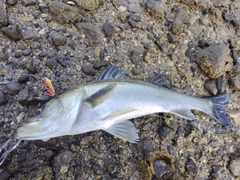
[15,65,231,143]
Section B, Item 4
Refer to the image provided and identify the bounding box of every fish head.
[15,88,85,141]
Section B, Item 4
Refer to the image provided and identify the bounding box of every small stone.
[22,0,37,6]
[229,158,240,176]
[76,0,100,11]
[132,67,141,75]
[26,60,37,74]
[93,61,107,69]
[103,23,115,38]
[18,75,30,83]
[0,169,12,180]
[39,3,49,13]
[31,41,41,49]
[232,19,240,27]
[82,65,96,76]
[6,81,24,95]
[223,14,233,22]
[57,56,68,67]
[6,0,18,5]
[204,80,218,95]
[171,22,184,36]
[53,150,74,167]
[22,16,33,22]
[22,49,32,56]
[167,34,179,43]
[146,0,165,20]
[211,172,219,178]
[46,57,58,69]
[51,32,67,46]
[0,91,8,106]
[198,39,209,48]
[186,158,198,174]
[0,0,8,26]
[2,25,21,41]
[22,29,38,40]
[158,125,174,140]
[0,52,7,62]
[229,76,240,90]
[92,164,100,174]
[17,87,29,103]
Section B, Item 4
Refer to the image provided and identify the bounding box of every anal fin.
[172,109,196,120]
[103,121,139,143]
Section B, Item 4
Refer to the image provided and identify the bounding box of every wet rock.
[75,23,101,46]
[22,0,37,6]
[0,91,8,105]
[93,61,107,69]
[82,65,96,76]
[146,0,165,20]
[51,32,67,46]
[103,23,115,38]
[0,51,7,62]
[186,158,198,174]
[46,57,58,69]
[6,81,24,95]
[196,44,232,78]
[0,169,12,180]
[21,29,38,40]
[26,166,53,180]
[57,56,68,67]
[26,60,37,74]
[6,0,18,5]
[22,48,32,56]
[0,0,8,26]
[76,0,100,11]
[204,80,218,95]
[229,157,240,176]
[18,75,30,83]
[49,1,79,24]
[2,25,21,41]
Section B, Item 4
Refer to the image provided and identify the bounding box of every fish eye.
[35,109,42,116]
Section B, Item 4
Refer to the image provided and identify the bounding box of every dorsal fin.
[96,65,130,80]
[148,74,171,88]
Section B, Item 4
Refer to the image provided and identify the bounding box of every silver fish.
[15,65,231,143]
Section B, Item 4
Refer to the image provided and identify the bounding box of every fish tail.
[207,93,231,126]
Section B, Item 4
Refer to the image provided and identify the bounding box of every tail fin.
[207,93,231,126]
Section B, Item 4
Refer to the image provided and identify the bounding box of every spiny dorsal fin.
[96,65,130,80]
[84,84,116,108]
[148,74,171,88]
[103,121,139,143]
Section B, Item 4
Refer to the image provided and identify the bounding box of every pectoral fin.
[84,84,116,108]
[103,121,139,143]
[172,109,196,120]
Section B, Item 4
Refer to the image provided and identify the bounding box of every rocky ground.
[0,0,240,179]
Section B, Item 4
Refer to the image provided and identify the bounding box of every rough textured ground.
[0,0,240,179]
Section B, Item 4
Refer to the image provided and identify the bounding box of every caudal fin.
[207,93,231,126]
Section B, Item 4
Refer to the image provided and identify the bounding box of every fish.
[15,65,231,143]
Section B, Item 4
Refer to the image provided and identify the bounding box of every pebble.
[229,158,240,176]
[22,0,38,6]
[146,0,165,20]
[57,56,68,67]
[204,80,218,95]
[49,1,79,24]
[82,65,96,76]
[18,75,30,83]
[31,41,41,49]
[93,61,107,69]
[0,169,12,180]
[22,29,38,40]
[229,76,240,91]
[76,0,100,11]
[2,25,21,41]
[6,0,18,5]
[0,52,7,61]
[0,0,8,26]
[103,23,115,38]
[92,164,100,174]
[6,81,24,95]
[198,39,209,48]
[186,158,198,174]
[22,49,32,56]
[0,91,8,105]
[232,19,240,27]
[223,13,233,22]
[196,44,231,78]
[17,87,29,104]
[51,32,67,46]
[26,60,37,74]
[171,22,184,36]
[46,57,58,69]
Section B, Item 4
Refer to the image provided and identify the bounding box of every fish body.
[15,66,231,143]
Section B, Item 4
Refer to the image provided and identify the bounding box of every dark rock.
[167,34,179,43]
[204,80,218,95]
[198,39,209,48]
[39,51,48,57]
[49,1,79,24]
[232,49,239,64]
[39,3,49,13]
[93,61,107,69]
[6,81,24,95]
[6,0,18,5]
[22,49,32,56]
[130,46,144,65]
[48,50,57,58]
[18,75,30,83]
[21,29,38,40]
[0,169,12,180]
[31,41,41,49]
[76,0,100,11]
[154,160,169,178]
[228,157,240,176]
[158,125,174,140]
[217,77,227,92]
[210,172,219,178]
[223,14,233,22]
[132,67,141,75]
[2,25,21,41]
[0,91,8,105]
[103,23,115,38]
[26,60,37,74]
[99,51,105,61]
[82,65,96,76]
[185,48,196,62]
[92,164,100,174]
[53,150,74,167]
[196,44,232,78]
[14,52,21,58]
[232,19,240,27]
[128,15,142,28]
[22,0,37,6]
[17,87,29,103]
[0,52,7,62]
[229,76,240,90]
[146,0,165,20]
[186,158,198,174]
[75,23,101,46]
[51,32,67,46]
[26,166,53,180]
[46,57,58,69]
[0,0,8,26]
[57,56,68,67]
